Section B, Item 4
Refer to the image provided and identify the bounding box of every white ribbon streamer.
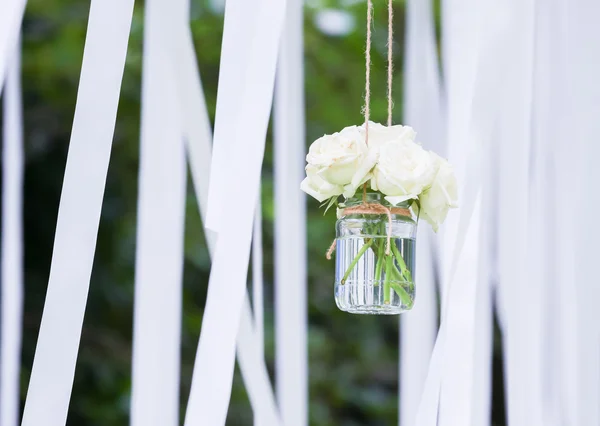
[169,23,280,425]
[205,0,258,233]
[439,0,478,300]
[237,297,280,426]
[471,185,493,426]
[183,0,288,424]
[274,0,307,425]
[437,199,482,426]
[1,38,23,426]
[565,0,600,423]
[0,0,26,95]
[399,232,437,426]
[437,0,495,423]
[252,197,265,426]
[414,5,479,421]
[129,0,187,423]
[550,3,578,424]
[415,1,506,422]
[400,0,443,423]
[171,27,215,252]
[20,1,135,424]
[252,198,265,362]
[531,2,566,424]
[493,2,539,425]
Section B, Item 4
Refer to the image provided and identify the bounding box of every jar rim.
[341,192,412,208]
[342,192,381,206]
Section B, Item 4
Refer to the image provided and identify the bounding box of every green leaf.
[323,196,339,215]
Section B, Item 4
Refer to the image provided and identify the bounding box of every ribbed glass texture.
[334,194,417,315]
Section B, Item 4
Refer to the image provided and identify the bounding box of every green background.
[4,0,506,424]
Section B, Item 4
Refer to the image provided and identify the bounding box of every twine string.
[362,0,393,204]
[387,0,393,126]
[364,0,373,145]
[363,0,394,132]
[327,0,397,260]
[325,205,410,260]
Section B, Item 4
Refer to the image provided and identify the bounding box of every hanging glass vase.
[333,193,417,315]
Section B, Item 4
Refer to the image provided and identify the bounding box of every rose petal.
[385,194,419,206]
[350,147,378,188]
[301,177,338,202]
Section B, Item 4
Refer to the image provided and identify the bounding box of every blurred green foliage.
[4,0,506,424]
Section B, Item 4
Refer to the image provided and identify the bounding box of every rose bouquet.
[301,122,458,314]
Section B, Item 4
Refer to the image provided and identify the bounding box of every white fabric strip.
[469,127,494,426]
[437,197,482,426]
[399,232,437,426]
[237,297,280,426]
[437,0,496,423]
[439,0,478,302]
[493,2,538,426]
[531,2,565,424]
[252,197,265,426]
[415,115,487,426]
[20,1,135,424]
[183,0,288,424]
[205,0,258,233]
[252,198,265,361]
[171,25,215,252]
[0,0,26,94]
[420,7,479,422]
[415,0,481,422]
[404,0,445,155]
[170,24,280,425]
[550,2,577,423]
[565,0,600,423]
[524,133,551,426]
[129,0,186,423]
[415,1,505,422]
[274,0,307,425]
[1,39,24,426]
[400,0,442,423]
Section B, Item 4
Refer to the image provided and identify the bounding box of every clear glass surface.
[333,194,417,315]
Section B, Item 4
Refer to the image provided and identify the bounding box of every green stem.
[383,254,392,304]
[374,242,384,284]
[386,259,413,306]
[388,263,404,282]
[391,241,412,282]
[389,282,413,307]
[341,239,374,284]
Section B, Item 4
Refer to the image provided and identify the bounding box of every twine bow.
[325,203,411,260]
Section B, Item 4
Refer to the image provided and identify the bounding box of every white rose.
[420,152,458,232]
[300,164,344,202]
[340,122,417,198]
[302,125,375,201]
[359,121,417,149]
[371,138,436,205]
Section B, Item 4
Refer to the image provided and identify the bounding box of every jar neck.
[344,192,380,207]
[342,192,411,209]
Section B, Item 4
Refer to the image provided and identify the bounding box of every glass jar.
[334,193,417,315]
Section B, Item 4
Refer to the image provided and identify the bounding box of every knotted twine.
[326,0,405,261]
[326,204,411,260]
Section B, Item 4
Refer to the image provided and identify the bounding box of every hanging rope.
[361,0,374,205]
[363,0,394,138]
[364,0,373,145]
[327,0,397,261]
[362,0,393,206]
[387,0,394,126]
